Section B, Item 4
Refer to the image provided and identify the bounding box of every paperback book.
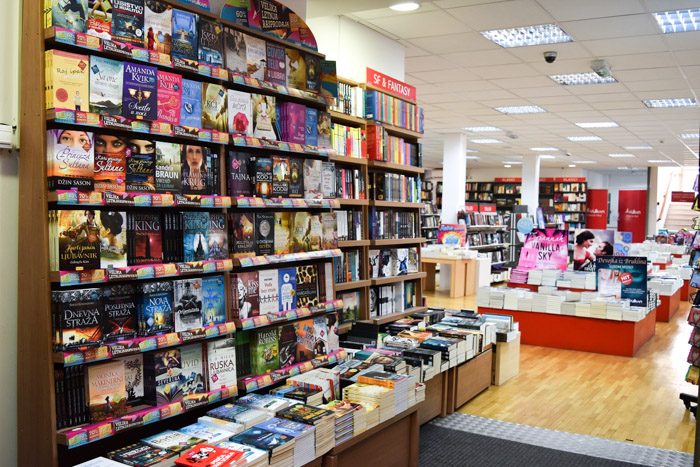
[274,212,291,254]
[52,287,103,349]
[182,211,209,262]
[232,271,260,319]
[48,0,88,32]
[202,83,228,132]
[94,133,128,193]
[86,1,111,38]
[258,269,280,315]
[255,212,274,255]
[278,324,297,368]
[198,17,224,67]
[228,151,254,197]
[202,275,226,325]
[208,213,229,260]
[272,156,290,197]
[251,328,279,374]
[175,444,244,466]
[252,94,277,140]
[89,56,123,115]
[126,145,156,192]
[227,90,252,135]
[302,159,322,200]
[180,343,206,396]
[278,267,297,312]
[138,281,174,336]
[245,35,267,80]
[57,210,101,270]
[144,349,183,405]
[305,53,321,92]
[206,337,238,390]
[154,141,181,192]
[181,145,212,195]
[230,213,255,257]
[291,212,310,253]
[119,353,144,402]
[87,361,128,421]
[45,50,90,111]
[305,107,318,147]
[128,211,162,265]
[295,264,319,308]
[144,0,173,55]
[173,278,204,332]
[143,429,203,452]
[47,129,95,191]
[171,8,199,65]
[265,43,287,86]
[122,62,158,121]
[317,112,332,148]
[111,0,145,47]
[285,48,306,90]
[99,210,127,269]
[223,27,247,76]
[156,70,182,124]
[180,79,203,128]
[294,319,315,363]
[103,284,138,341]
[254,156,273,198]
[288,158,304,198]
[108,442,177,466]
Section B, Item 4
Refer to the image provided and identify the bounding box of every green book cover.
[251,328,279,375]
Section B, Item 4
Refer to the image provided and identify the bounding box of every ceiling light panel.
[481,24,573,48]
[624,145,652,150]
[567,136,602,142]
[642,98,697,108]
[530,147,558,151]
[608,153,636,158]
[681,133,700,139]
[390,2,421,12]
[464,126,501,132]
[495,105,546,114]
[575,121,619,128]
[549,72,617,85]
[648,160,673,163]
[653,8,700,34]
[470,138,503,144]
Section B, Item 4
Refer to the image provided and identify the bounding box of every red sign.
[618,190,647,242]
[540,177,586,182]
[495,178,522,183]
[464,203,478,213]
[586,189,608,229]
[671,191,696,203]
[366,68,417,102]
[479,204,497,213]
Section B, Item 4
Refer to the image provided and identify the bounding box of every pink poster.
[517,229,569,271]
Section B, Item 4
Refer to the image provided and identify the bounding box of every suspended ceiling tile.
[614,67,683,82]
[435,0,499,7]
[672,50,700,66]
[625,79,690,92]
[510,87,575,98]
[351,2,440,19]
[469,63,541,79]
[405,55,457,72]
[536,0,647,21]
[610,52,678,70]
[581,35,668,56]
[565,82,629,94]
[411,67,478,82]
[367,10,471,38]
[407,32,495,54]
[580,92,639,103]
[664,31,700,51]
[443,49,523,67]
[590,100,647,111]
[447,0,555,30]
[561,15,660,41]
[428,80,504,93]
[491,75,555,88]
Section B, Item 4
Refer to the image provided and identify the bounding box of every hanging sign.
[366,68,417,102]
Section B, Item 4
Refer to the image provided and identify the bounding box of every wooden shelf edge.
[338,198,370,206]
[369,200,425,209]
[338,240,370,248]
[335,279,372,291]
[369,238,426,246]
[328,110,368,127]
[367,160,425,175]
[370,272,427,286]
[366,119,423,140]
[328,155,369,166]
[364,306,429,325]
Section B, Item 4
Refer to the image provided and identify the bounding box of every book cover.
[103,284,137,341]
[307,214,322,251]
[227,90,252,135]
[321,162,336,199]
[278,324,297,368]
[265,43,286,86]
[175,444,243,467]
[180,79,202,128]
[287,158,303,198]
[317,111,331,148]
[129,212,162,264]
[108,442,177,466]
[45,50,90,111]
[229,428,292,453]
[57,210,101,270]
[87,0,111,38]
[319,60,338,101]
[285,102,306,144]
[277,403,333,425]
[254,156,273,197]
[157,70,182,124]
[202,275,226,325]
[273,212,291,254]
[52,287,103,349]
[305,53,321,92]
[126,145,156,193]
[198,17,224,67]
[182,212,209,262]
[245,35,266,80]
[99,210,127,269]
[294,319,315,363]
[302,159,322,200]
[48,0,88,32]
[278,267,296,312]
[258,269,279,315]
[171,8,199,62]
[122,61,158,121]
[206,337,238,389]
[138,281,174,336]
[94,133,128,193]
[143,430,202,452]
[290,211,309,253]
[312,315,328,355]
[321,212,337,250]
[144,349,183,405]
[154,141,181,192]
[118,353,144,402]
[340,291,359,324]
[305,107,318,147]
[174,278,203,332]
[47,129,94,191]
[228,151,254,197]
[272,156,289,197]
[251,328,279,374]
[285,48,306,90]
[208,213,228,260]
[87,361,127,421]
[295,264,318,308]
[144,1,172,55]
[230,213,255,257]
[202,83,228,132]
[89,56,123,115]
[178,423,236,445]
[232,272,259,319]
[180,343,206,396]
[181,145,212,195]
[224,28,247,76]
[112,0,145,47]
[254,212,274,256]
[252,94,277,140]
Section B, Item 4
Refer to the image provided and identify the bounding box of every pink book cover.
[286,102,306,144]
[157,70,182,124]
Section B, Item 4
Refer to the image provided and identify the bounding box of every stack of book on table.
[229,426,296,467]
[277,404,336,457]
[357,371,414,414]
[271,385,325,406]
[206,404,270,429]
[256,417,316,467]
[343,383,394,423]
[237,394,291,416]
[321,400,356,444]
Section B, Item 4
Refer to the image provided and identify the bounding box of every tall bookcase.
[539,178,588,229]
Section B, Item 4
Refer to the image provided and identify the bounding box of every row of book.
[332,81,365,118]
[52,275,227,350]
[484,249,507,264]
[553,193,587,202]
[331,123,366,158]
[368,209,418,241]
[365,90,423,133]
[549,202,586,212]
[368,172,422,203]
[369,248,420,279]
[333,250,362,284]
[494,184,521,195]
[366,125,421,167]
[336,167,366,200]
[369,281,417,318]
[468,231,506,247]
[465,192,494,202]
[46,1,326,94]
[336,210,364,242]
[465,182,492,193]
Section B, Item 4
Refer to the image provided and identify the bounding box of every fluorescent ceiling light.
[550,72,617,85]
[608,153,636,158]
[643,98,697,108]
[530,147,558,151]
[653,8,700,34]
[573,160,596,164]
[504,164,512,168]
[464,126,501,132]
[539,155,556,159]
[575,121,619,128]
[390,1,420,11]
[567,136,602,142]
[470,138,503,144]
[681,133,700,139]
[481,23,573,48]
[648,159,673,163]
[465,156,480,160]
[466,149,478,153]
[618,166,631,170]
[568,164,576,168]
[624,145,652,150]
[495,105,546,114]
[503,161,522,164]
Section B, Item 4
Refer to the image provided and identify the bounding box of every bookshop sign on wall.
[366,68,417,102]
[518,229,569,271]
[596,256,648,307]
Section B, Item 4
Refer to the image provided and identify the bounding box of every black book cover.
[103,284,138,342]
[52,288,104,350]
[271,156,289,197]
[228,151,254,198]
[230,212,255,256]
[255,157,273,198]
[254,212,274,256]
[128,212,163,265]
[288,157,303,198]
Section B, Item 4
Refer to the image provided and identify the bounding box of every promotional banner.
[618,190,647,242]
[596,256,648,307]
[586,189,608,229]
[366,68,417,102]
[517,229,569,271]
[572,229,633,270]
[438,224,466,247]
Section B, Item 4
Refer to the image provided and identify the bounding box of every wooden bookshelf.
[328,110,368,127]
[367,160,425,175]
[370,272,427,286]
[338,198,369,206]
[364,306,429,325]
[370,200,426,209]
[338,239,371,248]
[335,279,372,292]
[329,154,369,166]
[366,119,424,140]
[369,238,427,246]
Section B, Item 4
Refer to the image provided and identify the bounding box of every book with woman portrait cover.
[181,144,215,195]
[231,271,259,319]
[47,129,95,191]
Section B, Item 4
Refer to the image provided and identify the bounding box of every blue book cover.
[50,0,88,32]
[171,8,198,62]
[202,275,226,326]
[207,403,250,422]
[278,267,296,312]
[256,417,313,438]
[138,281,174,336]
[122,61,158,121]
[182,212,209,262]
[230,428,293,452]
[198,17,224,67]
[221,0,249,25]
[180,79,202,128]
[305,107,318,147]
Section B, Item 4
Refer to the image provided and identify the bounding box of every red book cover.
[176,443,244,466]
[157,70,183,125]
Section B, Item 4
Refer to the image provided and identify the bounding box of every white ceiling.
[308,0,700,169]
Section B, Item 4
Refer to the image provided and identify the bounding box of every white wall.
[464,166,587,180]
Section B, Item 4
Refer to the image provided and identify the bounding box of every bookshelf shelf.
[230,135,336,158]
[328,154,369,166]
[235,300,343,331]
[233,197,340,209]
[370,200,425,209]
[370,272,427,286]
[335,279,372,291]
[49,191,233,209]
[367,160,425,175]
[365,306,429,325]
[328,110,367,127]
[369,238,427,246]
[366,120,423,140]
[231,249,343,268]
[338,198,370,206]
[338,239,370,248]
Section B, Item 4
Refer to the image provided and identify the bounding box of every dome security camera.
[544,51,557,63]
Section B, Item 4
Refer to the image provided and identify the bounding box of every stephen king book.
[254,212,274,256]
[206,338,237,390]
[265,43,286,86]
[288,158,303,198]
[258,269,279,315]
[155,141,181,192]
[44,50,90,111]
[251,328,279,374]
[230,213,255,257]
[144,0,172,55]
[208,213,228,260]
[245,34,266,80]
[144,348,182,405]
[305,53,321,92]
[99,210,127,269]
[89,56,123,115]
[302,159,322,200]
[202,275,226,325]
[305,107,318,147]
[118,353,144,402]
[198,17,224,67]
[52,287,103,350]
[224,27,247,76]
[228,151,254,197]
[278,324,296,368]
[291,211,310,253]
[272,156,289,197]
[285,48,306,91]
[112,0,145,47]
[157,70,182,124]
[47,0,88,32]
[227,89,252,135]
[182,211,209,262]
[254,157,273,198]
[123,61,158,121]
[173,278,203,332]
[171,8,199,64]
[278,267,296,312]
[202,83,228,132]
[47,129,94,191]
[252,94,277,140]
[180,79,202,128]
[295,264,319,308]
[128,212,163,265]
[294,319,315,363]
[87,361,127,422]
[126,146,156,192]
[94,133,128,193]
[138,280,174,336]
[57,210,101,270]
[103,284,137,341]
[232,271,259,319]
[180,343,206,396]
[181,144,212,195]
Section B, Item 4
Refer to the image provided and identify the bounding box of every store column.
[439,133,467,289]
[521,154,541,217]
[647,166,659,235]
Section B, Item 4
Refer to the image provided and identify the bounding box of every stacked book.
[238,394,291,415]
[517,294,533,311]
[560,301,577,316]
[277,404,336,457]
[288,368,341,403]
[217,440,268,466]
[542,269,559,286]
[142,430,205,453]
[420,337,463,367]
[606,300,626,321]
[256,417,316,467]
[357,371,414,414]
[321,400,356,444]
[271,385,324,406]
[177,422,238,445]
[335,359,385,384]
[403,347,441,381]
[527,269,542,285]
[175,443,248,467]
[348,401,367,435]
[477,287,492,307]
[343,383,395,423]
[589,299,607,319]
[206,404,270,429]
[575,301,591,317]
[488,289,505,308]
[197,415,245,435]
[230,427,296,467]
[509,268,529,284]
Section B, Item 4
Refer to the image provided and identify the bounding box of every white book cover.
[180,343,205,396]
[206,337,237,390]
[258,268,279,315]
[245,35,267,80]
[227,89,252,135]
[173,278,203,332]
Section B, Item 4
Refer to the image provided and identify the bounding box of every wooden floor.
[425,289,698,453]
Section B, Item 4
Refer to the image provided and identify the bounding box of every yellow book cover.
[45,50,90,111]
[87,360,128,422]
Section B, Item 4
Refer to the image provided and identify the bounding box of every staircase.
[664,202,695,231]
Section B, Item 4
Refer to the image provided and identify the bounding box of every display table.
[493,333,521,386]
[446,348,492,412]
[657,288,681,322]
[421,256,476,297]
[477,307,656,357]
[653,261,670,270]
[506,282,590,293]
[416,370,449,425]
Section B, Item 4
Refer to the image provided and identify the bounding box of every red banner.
[464,203,478,213]
[586,189,608,229]
[479,204,497,213]
[366,68,417,102]
[495,178,522,183]
[618,190,647,242]
[672,191,696,202]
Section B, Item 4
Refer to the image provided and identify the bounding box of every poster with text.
[618,190,647,242]
[517,229,569,271]
[596,256,648,307]
[586,189,608,229]
[438,224,466,247]
[573,229,632,271]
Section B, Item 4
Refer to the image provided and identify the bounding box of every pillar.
[440,133,467,224]
[647,166,658,236]
[521,154,541,217]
